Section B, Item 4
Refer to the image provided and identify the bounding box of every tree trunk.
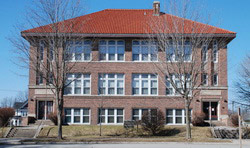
[55,90,63,140]
[185,98,191,140]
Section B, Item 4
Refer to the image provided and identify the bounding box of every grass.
[36,125,231,143]
[0,127,9,138]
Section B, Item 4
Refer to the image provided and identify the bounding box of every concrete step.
[13,129,37,138]
[33,120,54,126]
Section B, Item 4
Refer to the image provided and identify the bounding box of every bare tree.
[147,0,229,139]
[235,55,250,105]
[9,0,89,139]
[0,91,28,108]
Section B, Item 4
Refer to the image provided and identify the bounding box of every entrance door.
[38,101,45,119]
[38,101,53,120]
[202,101,218,120]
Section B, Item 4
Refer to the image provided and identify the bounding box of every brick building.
[22,2,235,125]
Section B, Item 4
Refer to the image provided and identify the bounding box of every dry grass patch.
[38,125,229,142]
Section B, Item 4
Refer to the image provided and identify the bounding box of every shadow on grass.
[156,128,181,136]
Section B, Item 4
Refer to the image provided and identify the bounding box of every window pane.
[108,88,115,94]
[142,80,148,87]
[74,109,80,115]
[151,80,157,87]
[176,109,182,116]
[133,54,139,61]
[133,80,139,87]
[66,116,71,123]
[132,41,140,45]
[166,110,173,116]
[166,117,173,124]
[117,74,124,78]
[118,54,124,61]
[99,40,106,45]
[132,46,140,53]
[108,109,114,115]
[117,41,124,45]
[84,88,90,94]
[74,88,81,94]
[151,88,157,94]
[133,88,139,94]
[117,88,123,94]
[74,117,80,123]
[108,80,115,87]
[117,109,123,115]
[99,109,105,115]
[83,117,89,123]
[176,117,182,123]
[142,88,148,94]
[141,74,148,78]
[84,80,90,87]
[65,109,71,115]
[83,109,89,115]
[108,117,114,123]
[133,109,139,115]
[108,74,115,78]
[108,40,116,45]
[84,54,91,60]
[117,117,123,123]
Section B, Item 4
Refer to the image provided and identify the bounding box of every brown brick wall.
[28,38,229,124]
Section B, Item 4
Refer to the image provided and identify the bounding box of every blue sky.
[0,0,249,103]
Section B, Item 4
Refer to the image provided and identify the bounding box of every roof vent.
[153,1,160,16]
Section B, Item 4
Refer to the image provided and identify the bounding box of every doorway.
[37,101,53,120]
[202,101,218,120]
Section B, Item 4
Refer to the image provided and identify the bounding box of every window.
[65,40,92,61]
[132,108,157,121]
[64,108,90,124]
[212,74,218,86]
[39,40,44,61]
[201,73,208,86]
[49,40,54,61]
[65,74,91,95]
[99,40,125,61]
[98,108,124,124]
[166,109,192,125]
[98,74,124,95]
[37,72,43,85]
[166,41,192,62]
[132,74,158,95]
[132,40,158,61]
[201,44,208,62]
[21,111,28,117]
[212,40,218,62]
[166,74,191,95]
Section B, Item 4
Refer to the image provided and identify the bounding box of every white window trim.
[166,42,192,62]
[65,108,91,124]
[212,74,218,86]
[98,74,125,96]
[212,40,218,63]
[132,74,158,96]
[99,40,125,62]
[166,109,192,125]
[201,73,208,86]
[202,44,208,62]
[66,40,92,62]
[166,74,191,96]
[132,40,158,62]
[98,108,124,125]
[65,74,91,95]
[132,108,156,121]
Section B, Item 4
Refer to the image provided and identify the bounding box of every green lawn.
[37,125,229,142]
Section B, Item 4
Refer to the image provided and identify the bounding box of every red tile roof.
[22,9,235,35]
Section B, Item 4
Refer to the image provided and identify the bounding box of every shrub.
[0,108,15,127]
[230,113,239,126]
[192,112,206,126]
[48,112,58,125]
[141,109,165,136]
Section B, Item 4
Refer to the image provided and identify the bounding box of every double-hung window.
[166,74,191,95]
[132,74,158,95]
[132,108,157,121]
[99,40,125,61]
[212,74,218,86]
[98,74,124,95]
[65,108,90,124]
[65,40,92,61]
[166,109,192,125]
[98,108,124,124]
[65,73,91,95]
[201,44,208,62]
[201,73,208,86]
[39,40,44,61]
[212,40,218,62]
[166,41,192,62]
[132,40,158,61]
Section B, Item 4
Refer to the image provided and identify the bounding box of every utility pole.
[238,108,242,148]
